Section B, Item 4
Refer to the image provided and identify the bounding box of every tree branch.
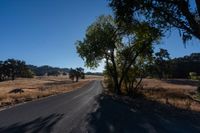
[119,41,149,88]
[195,0,200,17]
[178,1,200,38]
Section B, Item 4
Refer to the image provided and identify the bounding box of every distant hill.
[28,65,70,76]
[28,65,104,76]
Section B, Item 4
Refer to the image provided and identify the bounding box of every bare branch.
[195,0,200,17]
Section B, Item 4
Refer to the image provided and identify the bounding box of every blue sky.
[0,0,200,72]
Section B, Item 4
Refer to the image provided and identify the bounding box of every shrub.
[9,88,24,94]
[189,72,197,80]
[197,81,200,94]
[197,87,200,93]
[104,77,114,92]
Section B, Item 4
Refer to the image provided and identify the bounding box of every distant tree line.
[146,50,200,79]
[0,59,87,82]
[85,72,103,76]
[0,59,34,81]
[171,53,200,79]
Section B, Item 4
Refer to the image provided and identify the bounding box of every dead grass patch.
[140,79,200,111]
[0,76,92,108]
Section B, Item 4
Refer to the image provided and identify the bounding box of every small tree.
[154,49,171,79]
[63,72,67,76]
[69,68,85,82]
[189,72,198,80]
[69,68,76,82]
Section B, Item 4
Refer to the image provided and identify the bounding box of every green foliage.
[76,15,161,95]
[69,67,85,82]
[189,72,198,80]
[189,72,197,77]
[0,59,34,81]
[148,53,200,79]
[110,0,200,41]
[21,69,34,78]
[76,15,118,68]
[85,72,103,76]
[154,49,171,79]
[47,71,60,76]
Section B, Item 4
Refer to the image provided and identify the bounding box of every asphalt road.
[1,80,200,133]
[0,80,102,133]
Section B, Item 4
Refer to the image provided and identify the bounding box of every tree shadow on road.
[0,113,64,133]
[86,94,200,133]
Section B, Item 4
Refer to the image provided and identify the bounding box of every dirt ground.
[85,93,200,133]
[141,79,200,111]
[0,75,101,108]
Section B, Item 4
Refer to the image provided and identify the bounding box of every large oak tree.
[76,15,160,94]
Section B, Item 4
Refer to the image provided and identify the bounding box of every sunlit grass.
[0,76,95,108]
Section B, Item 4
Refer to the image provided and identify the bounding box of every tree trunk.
[114,81,121,95]
[195,0,200,17]
[12,74,15,81]
[178,1,200,40]
[11,69,15,81]
[110,49,122,95]
[76,75,79,82]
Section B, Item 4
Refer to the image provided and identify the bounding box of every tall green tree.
[110,0,200,42]
[76,15,122,94]
[76,15,161,94]
[154,49,171,79]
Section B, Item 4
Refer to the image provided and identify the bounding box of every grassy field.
[141,79,200,111]
[0,75,102,108]
[1,76,199,112]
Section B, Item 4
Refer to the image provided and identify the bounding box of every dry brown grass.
[140,79,200,111]
[0,76,95,108]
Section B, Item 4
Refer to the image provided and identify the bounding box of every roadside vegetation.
[76,0,200,111]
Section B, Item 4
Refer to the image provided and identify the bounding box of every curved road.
[1,80,200,133]
[0,80,102,133]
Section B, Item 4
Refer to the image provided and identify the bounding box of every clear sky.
[0,0,200,72]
